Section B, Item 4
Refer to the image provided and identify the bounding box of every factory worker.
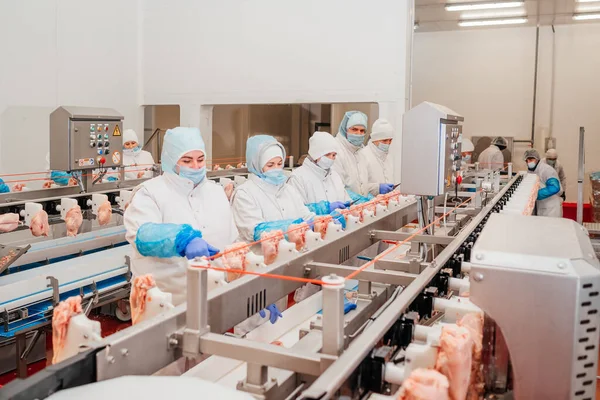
[333,111,372,198]
[524,149,562,218]
[542,148,566,201]
[478,136,507,171]
[288,131,350,211]
[44,153,78,187]
[358,119,395,196]
[123,129,156,180]
[231,135,314,243]
[461,138,474,167]
[124,127,238,306]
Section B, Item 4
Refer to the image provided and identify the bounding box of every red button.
[456,175,463,184]
[100,157,106,164]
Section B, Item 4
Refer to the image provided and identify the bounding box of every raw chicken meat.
[222,242,250,282]
[52,296,83,364]
[287,222,309,251]
[65,206,83,237]
[435,325,473,400]
[375,194,390,206]
[225,164,235,170]
[213,164,222,171]
[271,341,284,346]
[363,200,378,215]
[0,213,20,233]
[314,216,332,239]
[458,313,484,400]
[349,204,364,222]
[398,368,450,400]
[43,181,53,189]
[13,183,25,192]
[261,230,283,265]
[236,162,246,168]
[130,274,156,325]
[30,210,50,237]
[224,182,234,201]
[97,201,112,226]
[68,177,78,186]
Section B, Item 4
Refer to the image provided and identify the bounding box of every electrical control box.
[400,102,463,196]
[49,106,124,171]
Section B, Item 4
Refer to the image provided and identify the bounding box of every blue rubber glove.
[330,210,347,229]
[184,237,219,260]
[106,176,118,182]
[329,201,348,213]
[379,183,394,195]
[538,177,560,200]
[259,304,283,324]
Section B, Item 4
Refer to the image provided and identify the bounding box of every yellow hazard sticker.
[113,125,121,136]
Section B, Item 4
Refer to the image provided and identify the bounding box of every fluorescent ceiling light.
[573,12,600,19]
[458,17,528,26]
[577,4,600,12]
[577,0,600,3]
[460,9,526,19]
[446,1,524,12]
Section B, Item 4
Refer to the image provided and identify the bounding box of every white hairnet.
[462,138,474,152]
[259,145,284,170]
[161,127,205,174]
[308,131,338,160]
[245,135,286,177]
[369,119,394,142]
[546,148,558,159]
[492,136,508,147]
[123,129,139,144]
[523,148,540,161]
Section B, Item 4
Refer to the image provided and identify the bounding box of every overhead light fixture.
[446,1,524,12]
[458,17,528,26]
[573,12,600,19]
[576,4,600,12]
[576,0,600,3]
[461,9,526,19]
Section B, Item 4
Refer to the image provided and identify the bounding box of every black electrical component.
[409,292,433,319]
[430,272,449,296]
[359,346,394,394]
[383,317,414,349]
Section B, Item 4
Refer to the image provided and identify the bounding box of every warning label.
[78,158,95,167]
[112,151,121,164]
[113,125,121,136]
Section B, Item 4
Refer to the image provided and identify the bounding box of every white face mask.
[317,156,335,170]
[527,161,537,170]
[376,143,391,153]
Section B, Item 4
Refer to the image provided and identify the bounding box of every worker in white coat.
[124,127,238,306]
[541,148,566,201]
[123,129,156,180]
[524,149,562,218]
[333,111,372,199]
[478,136,507,170]
[289,131,350,210]
[358,119,395,196]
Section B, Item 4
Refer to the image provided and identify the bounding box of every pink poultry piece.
[225,164,235,170]
[398,368,450,400]
[261,230,283,265]
[349,204,364,222]
[52,296,83,364]
[224,182,234,201]
[237,162,245,168]
[30,210,50,237]
[363,199,378,215]
[130,275,156,325]
[314,216,332,239]
[458,313,484,400]
[65,206,83,237]
[288,222,309,251]
[0,213,20,233]
[222,242,250,281]
[97,201,112,226]
[435,325,473,400]
[13,183,25,192]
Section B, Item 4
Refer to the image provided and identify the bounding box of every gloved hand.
[259,304,283,324]
[379,183,394,195]
[329,201,349,213]
[184,237,219,260]
[330,210,347,229]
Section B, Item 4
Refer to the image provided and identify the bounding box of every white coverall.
[478,145,504,170]
[530,162,563,217]
[123,149,155,180]
[541,158,566,198]
[333,134,369,196]
[289,158,350,204]
[359,141,394,196]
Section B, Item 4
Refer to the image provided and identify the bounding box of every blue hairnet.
[245,135,287,177]
[135,222,202,258]
[338,111,368,138]
[161,127,206,174]
[0,178,9,193]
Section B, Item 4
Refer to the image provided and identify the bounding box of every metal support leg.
[15,333,27,378]
[183,264,209,359]
[247,363,268,386]
[46,276,60,306]
[507,162,513,177]
[321,274,345,357]
[358,280,372,299]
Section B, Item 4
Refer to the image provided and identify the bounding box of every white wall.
[413,23,600,202]
[0,0,142,186]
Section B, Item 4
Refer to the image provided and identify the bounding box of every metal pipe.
[577,127,585,224]
[530,26,540,146]
[321,274,345,357]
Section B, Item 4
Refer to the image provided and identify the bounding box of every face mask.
[547,159,556,167]
[496,145,506,152]
[124,146,141,155]
[347,133,365,147]
[463,154,471,163]
[317,157,335,170]
[262,169,287,186]
[527,162,537,170]
[178,166,206,185]
[376,143,390,153]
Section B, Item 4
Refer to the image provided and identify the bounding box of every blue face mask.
[347,133,365,147]
[376,143,390,153]
[262,169,287,186]
[178,166,206,185]
[124,146,141,155]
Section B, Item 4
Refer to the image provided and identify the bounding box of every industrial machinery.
[2,103,599,400]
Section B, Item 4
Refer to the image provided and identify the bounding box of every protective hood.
[308,131,338,160]
[246,135,287,177]
[123,129,139,145]
[337,111,368,139]
[462,138,474,152]
[369,119,394,142]
[161,127,206,174]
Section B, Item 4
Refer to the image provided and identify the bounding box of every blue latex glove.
[330,210,347,229]
[259,304,283,324]
[0,178,9,194]
[538,177,560,200]
[329,201,348,213]
[317,295,357,315]
[379,183,394,195]
[184,237,220,260]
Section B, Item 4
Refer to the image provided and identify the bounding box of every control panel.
[399,101,464,196]
[50,107,124,171]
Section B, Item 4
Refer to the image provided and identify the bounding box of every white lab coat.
[231,174,314,243]
[541,158,566,197]
[124,173,238,306]
[124,149,155,180]
[478,145,504,170]
[332,134,369,196]
[359,141,394,196]
[529,162,562,218]
[288,158,350,204]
